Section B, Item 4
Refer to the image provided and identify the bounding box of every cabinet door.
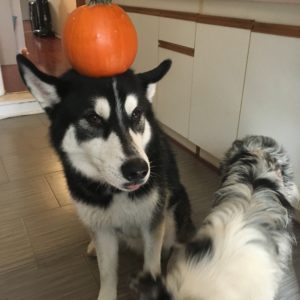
[156,49,194,138]
[189,23,250,159]
[128,13,159,73]
[159,17,196,48]
[238,33,300,191]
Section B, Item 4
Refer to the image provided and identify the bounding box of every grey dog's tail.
[220,135,300,213]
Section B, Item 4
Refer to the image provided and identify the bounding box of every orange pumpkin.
[63,0,138,77]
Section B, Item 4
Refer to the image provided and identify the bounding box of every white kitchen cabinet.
[238,33,300,191]
[128,13,159,110]
[189,23,251,159]
[156,48,194,138]
[159,17,196,48]
[128,13,159,73]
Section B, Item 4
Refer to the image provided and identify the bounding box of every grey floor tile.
[0,158,8,184]
[0,218,36,274]
[0,115,45,130]
[37,113,50,127]
[0,130,33,156]
[0,176,59,221]
[2,147,62,180]
[23,205,89,265]
[0,255,98,300]
[45,171,72,206]
[0,118,49,156]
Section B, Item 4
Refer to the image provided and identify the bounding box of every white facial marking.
[129,129,150,182]
[146,83,156,102]
[62,126,101,180]
[95,97,111,120]
[62,126,133,190]
[125,94,138,116]
[142,120,152,147]
[23,66,59,108]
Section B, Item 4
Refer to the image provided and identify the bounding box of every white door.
[128,13,159,110]
[189,23,251,159]
[156,49,194,138]
[129,13,159,73]
[238,32,300,191]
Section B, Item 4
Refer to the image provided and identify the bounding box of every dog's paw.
[130,272,171,300]
[86,240,97,257]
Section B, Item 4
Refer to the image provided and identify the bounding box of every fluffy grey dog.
[132,135,300,300]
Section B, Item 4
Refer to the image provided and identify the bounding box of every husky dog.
[16,55,195,300]
[132,135,299,300]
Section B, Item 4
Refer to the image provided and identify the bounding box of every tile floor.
[0,114,299,299]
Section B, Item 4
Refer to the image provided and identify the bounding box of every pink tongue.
[127,184,141,191]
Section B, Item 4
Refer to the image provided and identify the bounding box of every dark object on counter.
[29,0,54,37]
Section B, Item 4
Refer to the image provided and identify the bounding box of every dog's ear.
[138,59,172,102]
[16,54,63,112]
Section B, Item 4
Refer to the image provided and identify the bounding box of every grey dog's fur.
[132,135,299,300]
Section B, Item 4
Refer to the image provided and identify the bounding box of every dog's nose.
[121,158,149,182]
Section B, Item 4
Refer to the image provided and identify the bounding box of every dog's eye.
[131,108,143,122]
[86,113,102,126]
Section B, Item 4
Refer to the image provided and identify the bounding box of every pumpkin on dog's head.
[63,0,138,77]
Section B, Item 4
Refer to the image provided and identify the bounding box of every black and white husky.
[132,135,299,300]
[17,55,195,300]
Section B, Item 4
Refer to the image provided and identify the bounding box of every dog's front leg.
[94,229,119,300]
[142,220,166,276]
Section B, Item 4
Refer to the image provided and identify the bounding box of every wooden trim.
[122,5,300,38]
[196,15,254,30]
[156,9,197,22]
[253,22,300,38]
[121,5,161,17]
[121,5,197,21]
[158,40,194,57]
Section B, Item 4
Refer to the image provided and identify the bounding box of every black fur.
[131,273,173,300]
[185,236,213,262]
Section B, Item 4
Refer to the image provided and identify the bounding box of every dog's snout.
[121,158,148,182]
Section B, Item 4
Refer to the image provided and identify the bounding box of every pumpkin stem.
[88,0,112,5]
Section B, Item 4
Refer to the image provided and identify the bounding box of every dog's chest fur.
[74,188,159,237]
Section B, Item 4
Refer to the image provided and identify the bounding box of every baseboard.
[159,123,197,153]
[0,98,43,119]
[159,122,220,171]
[199,148,220,169]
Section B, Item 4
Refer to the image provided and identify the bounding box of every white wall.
[0,0,17,65]
[20,0,30,20]
[11,0,26,53]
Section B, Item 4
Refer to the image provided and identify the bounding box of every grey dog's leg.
[94,230,119,300]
